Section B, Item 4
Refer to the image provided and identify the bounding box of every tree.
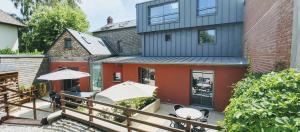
[21,4,89,52]
[11,0,81,20]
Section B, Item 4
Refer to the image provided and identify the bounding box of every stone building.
[93,17,141,56]
[47,29,113,92]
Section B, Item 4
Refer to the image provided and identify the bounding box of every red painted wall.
[50,62,90,92]
[102,63,247,112]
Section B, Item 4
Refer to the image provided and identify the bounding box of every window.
[82,36,91,44]
[139,68,155,86]
[198,0,216,16]
[117,40,123,53]
[64,38,72,49]
[149,2,179,25]
[199,29,216,44]
[165,34,172,42]
[113,72,122,81]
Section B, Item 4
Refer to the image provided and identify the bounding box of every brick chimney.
[107,16,113,25]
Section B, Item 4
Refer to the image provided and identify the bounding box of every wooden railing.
[0,87,55,121]
[61,91,223,132]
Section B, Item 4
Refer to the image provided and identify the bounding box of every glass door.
[190,70,214,107]
[91,63,102,91]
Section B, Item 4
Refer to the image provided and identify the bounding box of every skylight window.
[98,40,106,47]
[81,36,91,44]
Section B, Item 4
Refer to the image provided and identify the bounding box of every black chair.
[54,94,61,108]
[169,113,185,129]
[174,104,184,111]
[199,109,210,123]
[49,91,56,108]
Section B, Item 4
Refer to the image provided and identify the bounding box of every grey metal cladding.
[142,23,244,57]
[99,56,248,66]
[136,0,244,33]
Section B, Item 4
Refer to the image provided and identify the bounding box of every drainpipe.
[291,0,300,68]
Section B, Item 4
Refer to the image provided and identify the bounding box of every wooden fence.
[60,91,223,132]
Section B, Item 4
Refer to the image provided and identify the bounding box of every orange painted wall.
[50,62,90,92]
[102,63,247,112]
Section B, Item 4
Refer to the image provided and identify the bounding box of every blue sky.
[0,0,149,31]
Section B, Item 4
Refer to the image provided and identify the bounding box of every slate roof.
[93,20,136,32]
[67,29,112,56]
[98,56,249,66]
[0,64,17,74]
[0,10,25,27]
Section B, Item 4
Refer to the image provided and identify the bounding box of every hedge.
[224,69,300,131]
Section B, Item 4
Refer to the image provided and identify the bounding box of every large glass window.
[198,0,216,16]
[149,2,179,25]
[191,71,214,107]
[199,29,216,44]
[139,68,155,86]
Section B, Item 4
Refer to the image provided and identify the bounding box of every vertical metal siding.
[142,23,243,57]
[137,0,244,33]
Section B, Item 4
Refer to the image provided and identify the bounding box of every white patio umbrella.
[37,69,90,81]
[95,81,157,103]
[37,69,90,91]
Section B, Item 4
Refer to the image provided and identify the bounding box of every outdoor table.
[197,83,211,88]
[175,108,203,120]
[64,91,95,98]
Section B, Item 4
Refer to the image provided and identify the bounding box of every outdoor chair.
[168,113,185,129]
[199,109,209,123]
[174,104,184,111]
[54,94,61,108]
[49,91,57,108]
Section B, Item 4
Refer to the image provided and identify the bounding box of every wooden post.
[3,92,9,118]
[32,87,37,120]
[87,97,93,122]
[61,91,65,113]
[125,109,132,132]
[185,116,192,132]
[52,100,56,112]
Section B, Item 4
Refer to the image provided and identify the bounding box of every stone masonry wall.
[93,27,141,56]
[48,31,90,58]
[0,55,49,86]
[244,0,294,73]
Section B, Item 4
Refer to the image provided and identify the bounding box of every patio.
[136,103,224,132]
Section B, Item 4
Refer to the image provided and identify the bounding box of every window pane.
[139,68,155,86]
[163,2,179,15]
[150,6,163,17]
[199,29,216,44]
[198,0,216,15]
[149,2,179,25]
[164,14,179,23]
[150,17,163,25]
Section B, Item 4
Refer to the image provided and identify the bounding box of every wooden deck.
[3,118,41,126]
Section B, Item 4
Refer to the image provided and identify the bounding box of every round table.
[175,108,203,120]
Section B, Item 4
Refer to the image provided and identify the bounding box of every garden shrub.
[225,69,300,131]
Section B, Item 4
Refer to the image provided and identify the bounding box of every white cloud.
[0,0,150,31]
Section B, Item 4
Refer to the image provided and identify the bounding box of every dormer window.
[198,0,216,16]
[149,2,179,25]
[64,38,72,49]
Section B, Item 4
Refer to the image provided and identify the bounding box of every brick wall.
[244,0,294,73]
[93,27,141,56]
[0,55,49,86]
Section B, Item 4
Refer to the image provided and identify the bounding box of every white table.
[197,83,211,88]
[175,108,203,120]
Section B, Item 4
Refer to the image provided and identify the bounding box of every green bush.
[224,69,300,131]
[116,97,156,110]
[0,48,43,55]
